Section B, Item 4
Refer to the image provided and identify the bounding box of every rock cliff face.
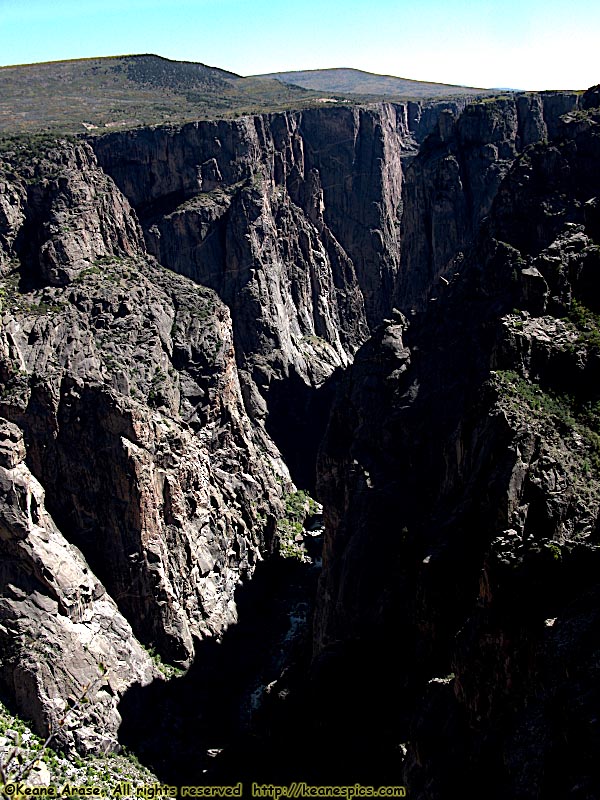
[90,100,505,485]
[0,140,288,751]
[91,109,404,441]
[397,91,580,311]
[315,89,600,795]
[92,105,410,326]
[90,106,415,487]
[0,419,156,755]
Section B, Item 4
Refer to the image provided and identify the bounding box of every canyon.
[1,72,599,797]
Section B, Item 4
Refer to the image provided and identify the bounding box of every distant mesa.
[253,67,492,98]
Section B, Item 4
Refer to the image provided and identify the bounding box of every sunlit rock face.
[0,139,289,751]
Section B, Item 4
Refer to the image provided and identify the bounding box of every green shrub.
[567,299,600,353]
[276,490,319,562]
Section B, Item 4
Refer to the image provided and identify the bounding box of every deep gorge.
[1,85,600,797]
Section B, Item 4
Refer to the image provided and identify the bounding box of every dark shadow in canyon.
[264,369,340,495]
[118,551,408,787]
[118,556,318,784]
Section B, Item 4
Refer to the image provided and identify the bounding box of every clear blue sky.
[0,0,598,90]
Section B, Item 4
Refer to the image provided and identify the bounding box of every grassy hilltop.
[0,54,317,135]
[0,54,496,137]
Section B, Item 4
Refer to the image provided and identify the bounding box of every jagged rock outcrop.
[397,92,580,312]
[0,141,144,285]
[0,140,289,750]
[406,97,471,143]
[0,417,156,755]
[315,89,600,796]
[0,175,26,275]
[145,177,365,402]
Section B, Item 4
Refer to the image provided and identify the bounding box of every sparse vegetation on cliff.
[496,370,600,471]
[567,298,600,352]
[276,490,320,562]
[0,700,158,790]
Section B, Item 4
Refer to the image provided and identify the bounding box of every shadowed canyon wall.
[314,87,600,797]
